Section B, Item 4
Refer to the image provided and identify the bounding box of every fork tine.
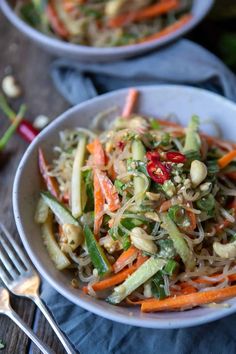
[0,247,19,280]
[0,266,11,285]
[0,236,26,274]
[0,224,32,271]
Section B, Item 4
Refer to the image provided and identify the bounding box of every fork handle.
[6,310,53,354]
[33,296,76,354]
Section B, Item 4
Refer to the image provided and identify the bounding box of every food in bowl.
[17,0,193,47]
[35,89,236,312]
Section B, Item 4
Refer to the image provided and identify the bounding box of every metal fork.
[0,286,52,354]
[0,224,75,354]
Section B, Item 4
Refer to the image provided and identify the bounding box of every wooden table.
[0,12,70,354]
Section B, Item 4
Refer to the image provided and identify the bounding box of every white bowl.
[13,85,236,328]
[1,0,214,62]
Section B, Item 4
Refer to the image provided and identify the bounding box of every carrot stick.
[93,172,105,238]
[139,14,192,44]
[38,148,60,199]
[94,169,120,212]
[108,0,179,28]
[141,285,236,312]
[87,138,105,166]
[83,265,137,294]
[83,254,148,294]
[113,246,138,273]
[122,89,139,118]
[46,2,69,39]
[218,150,236,169]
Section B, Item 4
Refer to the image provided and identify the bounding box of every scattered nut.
[146,192,160,201]
[200,182,212,192]
[145,212,160,222]
[2,75,21,98]
[190,160,208,188]
[213,241,236,259]
[61,224,84,251]
[130,227,157,254]
[33,115,50,130]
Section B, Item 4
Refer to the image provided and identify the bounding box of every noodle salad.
[35,89,236,312]
[17,0,192,47]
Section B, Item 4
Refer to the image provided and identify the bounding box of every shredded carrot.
[218,150,236,169]
[87,138,105,166]
[159,200,172,213]
[122,89,139,118]
[38,148,60,199]
[139,14,192,44]
[83,255,148,294]
[83,265,137,294]
[93,172,105,238]
[46,2,69,38]
[113,246,138,273]
[141,285,236,312]
[94,169,120,212]
[215,198,236,232]
[108,0,179,28]
[202,134,236,151]
[184,209,197,233]
[171,283,197,296]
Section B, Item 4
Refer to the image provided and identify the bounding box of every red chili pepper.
[146,151,160,163]
[147,160,170,184]
[117,141,125,151]
[18,120,39,142]
[166,151,186,163]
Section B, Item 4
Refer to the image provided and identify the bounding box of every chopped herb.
[157,239,177,259]
[122,235,131,250]
[150,119,160,130]
[206,160,220,175]
[161,132,171,146]
[168,205,190,228]
[151,271,167,299]
[196,194,215,213]
[83,170,94,212]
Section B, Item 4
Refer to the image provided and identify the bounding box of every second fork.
[0,224,75,354]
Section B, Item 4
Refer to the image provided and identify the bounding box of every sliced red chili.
[146,151,160,163]
[147,161,170,184]
[117,141,125,151]
[166,151,186,163]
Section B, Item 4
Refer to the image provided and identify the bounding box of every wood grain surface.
[0,11,70,354]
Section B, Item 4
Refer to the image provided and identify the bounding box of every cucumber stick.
[41,214,70,270]
[132,140,146,205]
[161,213,195,270]
[71,134,87,218]
[183,115,200,153]
[107,257,166,304]
[84,225,112,277]
[41,192,79,226]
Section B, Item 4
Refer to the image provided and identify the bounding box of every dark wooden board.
[0,11,70,354]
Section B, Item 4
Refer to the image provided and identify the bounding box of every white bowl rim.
[1,0,214,58]
[12,84,236,329]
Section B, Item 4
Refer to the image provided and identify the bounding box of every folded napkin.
[51,39,236,105]
[41,39,236,354]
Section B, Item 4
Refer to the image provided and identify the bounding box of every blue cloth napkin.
[43,39,236,354]
[51,39,236,105]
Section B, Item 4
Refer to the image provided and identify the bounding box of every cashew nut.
[130,227,157,254]
[213,241,236,259]
[61,224,84,251]
[2,75,21,98]
[146,192,160,201]
[190,160,208,188]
